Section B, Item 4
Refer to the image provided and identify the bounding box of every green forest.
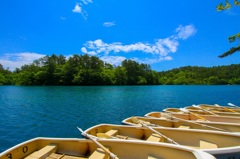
[0,54,240,85]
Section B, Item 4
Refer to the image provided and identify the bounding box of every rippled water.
[0,85,239,152]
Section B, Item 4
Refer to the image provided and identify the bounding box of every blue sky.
[0,0,239,71]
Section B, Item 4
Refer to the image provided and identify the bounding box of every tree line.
[158,65,240,85]
[0,54,240,85]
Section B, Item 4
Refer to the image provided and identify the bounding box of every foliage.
[217,0,240,11]
[1,54,240,85]
[0,64,12,85]
[217,0,240,58]
[158,65,240,85]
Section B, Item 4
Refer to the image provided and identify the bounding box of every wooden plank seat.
[116,135,128,139]
[111,134,141,140]
[46,153,64,159]
[88,148,109,159]
[148,156,158,159]
[178,125,190,129]
[105,130,118,137]
[187,140,218,149]
[200,140,218,149]
[25,144,57,159]
[97,129,119,139]
[137,119,152,126]
[131,117,152,126]
[61,155,88,159]
[46,153,88,159]
[147,133,164,142]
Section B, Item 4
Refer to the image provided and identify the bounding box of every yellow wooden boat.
[122,116,240,132]
[184,106,240,117]
[145,111,240,124]
[198,104,240,113]
[163,107,240,117]
[84,124,240,159]
[0,137,215,159]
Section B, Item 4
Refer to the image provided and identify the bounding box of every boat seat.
[47,153,88,159]
[25,144,57,159]
[46,153,64,159]
[89,148,109,159]
[142,121,151,126]
[116,134,128,139]
[61,155,88,159]
[105,129,118,137]
[147,133,164,142]
[196,119,205,122]
[115,135,141,140]
[148,156,158,159]
[131,117,151,126]
[200,140,218,149]
[178,125,190,129]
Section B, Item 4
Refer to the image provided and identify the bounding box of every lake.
[0,85,240,152]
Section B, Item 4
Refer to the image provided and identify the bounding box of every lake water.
[0,85,240,152]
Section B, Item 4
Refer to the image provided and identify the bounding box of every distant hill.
[158,64,240,85]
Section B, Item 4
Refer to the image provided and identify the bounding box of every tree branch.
[218,45,240,58]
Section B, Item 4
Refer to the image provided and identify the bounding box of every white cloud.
[82,0,93,5]
[82,38,177,57]
[0,25,196,71]
[0,52,45,71]
[81,24,197,66]
[100,56,126,66]
[132,56,173,65]
[72,4,82,13]
[163,56,173,61]
[81,38,177,65]
[103,22,116,27]
[175,24,197,40]
[81,47,88,53]
[60,16,67,20]
[72,0,93,19]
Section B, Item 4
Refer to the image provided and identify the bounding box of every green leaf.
[228,32,240,42]
[225,0,232,9]
[217,3,225,11]
[234,0,240,6]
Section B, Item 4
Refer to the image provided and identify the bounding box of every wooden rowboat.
[0,137,215,159]
[163,107,240,117]
[184,106,240,117]
[198,104,240,113]
[84,124,240,159]
[122,116,240,132]
[145,111,240,124]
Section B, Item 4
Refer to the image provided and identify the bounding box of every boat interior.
[85,124,240,150]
